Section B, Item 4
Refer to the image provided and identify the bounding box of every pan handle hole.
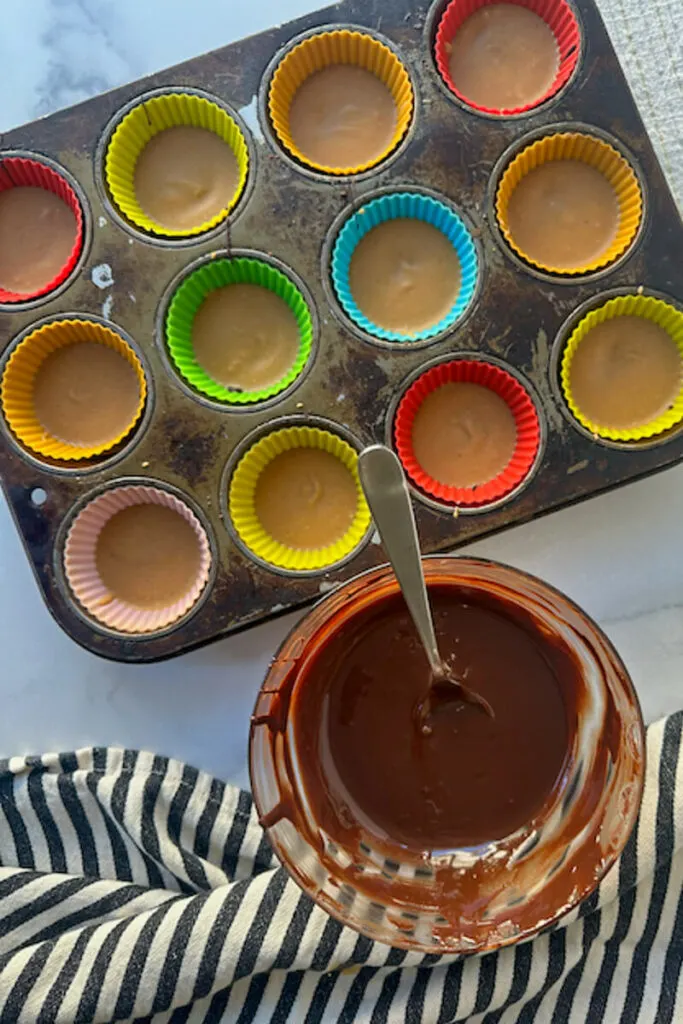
[30,487,47,508]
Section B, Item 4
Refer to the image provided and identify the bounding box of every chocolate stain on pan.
[326,354,390,432]
[160,416,218,487]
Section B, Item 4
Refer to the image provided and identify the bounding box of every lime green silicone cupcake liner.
[165,257,314,404]
[560,294,683,441]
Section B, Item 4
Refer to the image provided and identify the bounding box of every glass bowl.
[249,557,645,954]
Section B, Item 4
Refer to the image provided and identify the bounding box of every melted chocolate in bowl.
[250,559,644,953]
[298,588,570,850]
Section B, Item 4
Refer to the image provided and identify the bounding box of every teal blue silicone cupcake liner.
[331,192,479,343]
[165,257,314,404]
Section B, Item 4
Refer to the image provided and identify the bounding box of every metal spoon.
[358,445,494,724]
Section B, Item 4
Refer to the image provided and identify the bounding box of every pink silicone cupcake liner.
[63,485,211,634]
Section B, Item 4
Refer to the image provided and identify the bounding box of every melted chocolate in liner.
[293,587,572,851]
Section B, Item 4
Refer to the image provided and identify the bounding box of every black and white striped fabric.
[0,712,680,1023]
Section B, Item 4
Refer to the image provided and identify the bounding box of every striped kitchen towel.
[0,712,680,1023]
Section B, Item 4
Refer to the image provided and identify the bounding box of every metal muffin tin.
[0,0,681,663]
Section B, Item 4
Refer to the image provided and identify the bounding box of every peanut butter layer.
[288,65,397,169]
[95,504,201,609]
[0,186,77,295]
[33,342,141,447]
[254,448,358,549]
[447,4,559,110]
[568,315,682,430]
[192,284,300,391]
[412,382,517,487]
[134,125,239,231]
[349,218,461,333]
[505,160,619,270]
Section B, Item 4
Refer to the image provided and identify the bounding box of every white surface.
[0,1,682,791]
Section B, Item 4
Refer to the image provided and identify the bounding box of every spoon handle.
[358,445,444,679]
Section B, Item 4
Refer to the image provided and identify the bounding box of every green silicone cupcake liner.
[165,257,314,404]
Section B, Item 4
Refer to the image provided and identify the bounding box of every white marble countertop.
[0,0,681,792]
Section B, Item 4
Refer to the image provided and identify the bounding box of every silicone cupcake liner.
[104,92,249,237]
[496,132,642,275]
[1,319,147,461]
[229,426,371,572]
[165,257,314,404]
[64,485,212,634]
[0,157,84,303]
[268,30,414,175]
[394,360,541,505]
[331,192,478,342]
[560,295,683,441]
[434,0,581,116]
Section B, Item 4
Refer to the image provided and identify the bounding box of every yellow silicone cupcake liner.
[560,295,683,441]
[229,426,371,572]
[268,30,414,175]
[104,92,249,237]
[1,319,146,461]
[496,133,642,275]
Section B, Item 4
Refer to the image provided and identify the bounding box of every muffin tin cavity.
[0,0,681,661]
[267,28,414,176]
[227,420,371,575]
[163,253,315,406]
[393,357,543,511]
[1,317,148,468]
[495,130,643,276]
[101,89,250,242]
[433,0,581,117]
[558,294,683,444]
[330,192,479,344]
[0,155,86,306]
[63,482,212,635]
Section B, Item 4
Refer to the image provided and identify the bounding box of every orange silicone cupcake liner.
[434,0,581,116]
[495,132,643,275]
[0,157,84,303]
[1,319,147,462]
[268,29,414,175]
[394,360,541,506]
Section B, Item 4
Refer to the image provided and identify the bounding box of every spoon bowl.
[358,444,493,720]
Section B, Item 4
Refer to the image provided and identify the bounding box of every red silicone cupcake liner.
[394,359,541,506]
[0,157,84,303]
[434,0,581,116]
